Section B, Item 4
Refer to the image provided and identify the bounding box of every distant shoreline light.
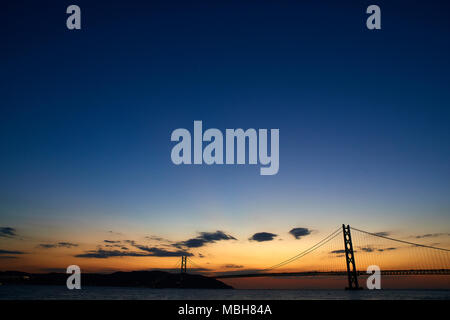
[170,121,279,175]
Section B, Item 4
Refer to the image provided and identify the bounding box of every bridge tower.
[342,224,361,290]
[180,256,187,274]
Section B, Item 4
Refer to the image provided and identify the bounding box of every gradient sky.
[1,1,450,286]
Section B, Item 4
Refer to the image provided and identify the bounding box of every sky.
[1,1,450,288]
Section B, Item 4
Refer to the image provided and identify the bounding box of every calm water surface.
[0,285,449,300]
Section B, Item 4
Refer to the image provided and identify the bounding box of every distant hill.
[0,271,232,289]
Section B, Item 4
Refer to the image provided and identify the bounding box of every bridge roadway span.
[214,269,450,279]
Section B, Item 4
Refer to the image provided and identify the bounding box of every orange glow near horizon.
[1,226,449,289]
[1,237,450,289]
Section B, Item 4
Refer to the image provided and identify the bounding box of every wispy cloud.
[145,235,174,244]
[223,264,244,269]
[359,246,397,253]
[249,232,277,242]
[331,246,397,255]
[174,231,236,248]
[75,249,154,258]
[75,246,192,258]
[76,241,193,259]
[330,249,346,254]
[107,231,122,236]
[415,233,450,239]
[0,249,26,255]
[360,246,375,253]
[37,242,78,249]
[131,245,192,257]
[378,247,397,252]
[0,227,17,238]
[374,231,391,237]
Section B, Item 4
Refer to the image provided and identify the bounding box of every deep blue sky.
[1,0,450,238]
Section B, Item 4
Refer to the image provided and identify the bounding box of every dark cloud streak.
[133,245,193,257]
[37,242,78,249]
[75,249,153,258]
[174,231,236,248]
[104,240,121,244]
[249,232,277,242]
[0,249,26,255]
[224,264,244,269]
[0,227,17,238]
[289,228,312,239]
[415,233,450,239]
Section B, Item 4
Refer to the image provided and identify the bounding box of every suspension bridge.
[176,225,450,289]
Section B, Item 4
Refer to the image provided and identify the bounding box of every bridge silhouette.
[177,225,450,289]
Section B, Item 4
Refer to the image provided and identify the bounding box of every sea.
[0,285,449,300]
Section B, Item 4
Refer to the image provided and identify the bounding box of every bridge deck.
[214,269,450,279]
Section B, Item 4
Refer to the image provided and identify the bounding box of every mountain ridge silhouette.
[0,270,232,289]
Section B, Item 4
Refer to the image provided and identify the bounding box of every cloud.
[122,240,193,257]
[37,242,78,249]
[174,231,236,248]
[330,249,346,254]
[0,227,17,238]
[58,242,78,248]
[332,246,398,254]
[359,246,397,253]
[75,249,153,258]
[103,241,129,250]
[145,235,173,244]
[0,256,19,259]
[76,245,193,259]
[177,238,205,248]
[75,237,196,259]
[107,231,122,235]
[38,244,58,249]
[289,227,312,239]
[224,264,244,269]
[77,231,235,259]
[0,249,26,255]
[249,232,277,242]
[132,245,193,257]
[415,233,450,239]
[374,231,391,237]
[329,249,347,257]
[378,247,397,252]
[330,248,396,255]
[104,244,123,248]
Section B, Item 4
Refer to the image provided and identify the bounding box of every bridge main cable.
[186,256,204,271]
[351,227,450,252]
[260,227,342,272]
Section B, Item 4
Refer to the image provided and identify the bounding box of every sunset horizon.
[1,1,450,311]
